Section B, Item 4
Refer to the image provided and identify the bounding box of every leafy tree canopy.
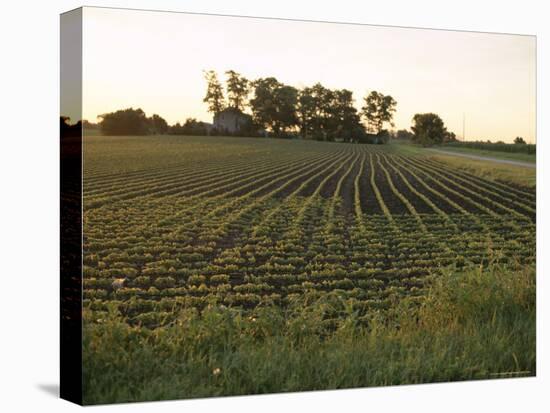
[99,108,150,136]
[396,129,414,140]
[203,70,226,115]
[361,91,397,134]
[411,113,453,146]
[149,114,169,135]
[250,77,298,137]
[225,70,250,111]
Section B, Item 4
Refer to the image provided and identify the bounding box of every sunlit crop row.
[82,137,535,328]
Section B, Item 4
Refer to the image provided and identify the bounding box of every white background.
[0,0,547,411]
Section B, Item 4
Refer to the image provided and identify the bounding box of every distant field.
[434,145,536,163]
[82,135,536,403]
[430,153,536,188]
[387,140,536,188]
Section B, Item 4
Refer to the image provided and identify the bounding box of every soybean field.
[82,136,536,328]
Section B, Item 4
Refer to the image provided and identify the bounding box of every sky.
[82,7,536,143]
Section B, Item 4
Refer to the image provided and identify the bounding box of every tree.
[182,118,210,135]
[361,91,397,133]
[445,131,457,142]
[314,84,336,140]
[411,113,450,146]
[272,84,298,136]
[82,120,99,130]
[203,70,225,115]
[60,116,82,138]
[297,86,316,139]
[375,129,391,144]
[168,122,185,135]
[98,108,149,135]
[514,136,526,144]
[225,70,249,111]
[299,83,332,140]
[396,129,414,140]
[148,114,169,135]
[250,77,298,136]
[298,84,366,142]
[330,89,363,142]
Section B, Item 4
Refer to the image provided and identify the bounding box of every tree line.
[80,68,464,146]
[89,108,211,137]
[443,137,535,154]
[204,69,397,143]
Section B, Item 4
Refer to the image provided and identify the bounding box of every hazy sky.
[82,7,536,143]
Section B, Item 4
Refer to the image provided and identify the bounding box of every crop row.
[82,139,535,327]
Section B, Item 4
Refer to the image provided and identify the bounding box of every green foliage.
[82,136,535,404]
[395,129,414,140]
[82,264,535,404]
[202,71,397,143]
[250,77,298,136]
[99,108,150,136]
[203,70,226,115]
[225,70,250,111]
[356,130,390,144]
[298,85,365,142]
[442,140,535,155]
[332,89,363,142]
[361,91,397,134]
[169,118,211,136]
[148,114,169,135]
[430,152,536,188]
[96,109,169,136]
[411,112,454,146]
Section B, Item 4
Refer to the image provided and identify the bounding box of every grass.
[80,135,535,405]
[433,145,536,163]
[387,140,536,188]
[82,263,535,405]
[83,128,102,137]
[429,154,536,189]
[386,139,428,156]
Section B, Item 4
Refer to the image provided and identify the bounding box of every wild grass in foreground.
[82,264,535,405]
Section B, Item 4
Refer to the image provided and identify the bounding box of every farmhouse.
[213,108,253,134]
